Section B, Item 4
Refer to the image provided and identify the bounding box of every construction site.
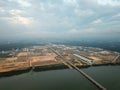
[0,44,120,73]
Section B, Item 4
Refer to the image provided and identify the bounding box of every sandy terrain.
[0,61,29,72]
[17,52,28,57]
[89,56,102,62]
[30,55,56,62]
[6,57,17,61]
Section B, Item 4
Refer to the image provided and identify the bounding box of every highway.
[49,47,107,90]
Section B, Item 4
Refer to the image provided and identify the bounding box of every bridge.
[49,47,107,90]
[113,53,120,63]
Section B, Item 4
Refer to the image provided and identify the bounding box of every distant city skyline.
[0,0,120,40]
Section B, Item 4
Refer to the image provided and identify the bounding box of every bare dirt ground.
[88,54,117,63]
[0,54,57,72]
[30,55,56,62]
[88,56,102,62]
[17,52,28,57]
[0,61,29,72]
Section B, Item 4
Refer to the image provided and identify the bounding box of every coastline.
[0,62,120,78]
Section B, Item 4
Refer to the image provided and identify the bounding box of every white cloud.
[0,7,24,16]
[9,9,24,16]
[12,16,31,26]
[63,0,79,7]
[0,16,33,26]
[91,19,102,24]
[0,7,5,13]
[97,0,120,6]
[17,0,31,7]
[39,3,46,11]
[74,9,94,16]
[7,0,31,7]
[0,7,31,26]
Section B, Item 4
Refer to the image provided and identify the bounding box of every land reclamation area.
[0,45,120,74]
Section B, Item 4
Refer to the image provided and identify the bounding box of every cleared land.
[0,45,119,72]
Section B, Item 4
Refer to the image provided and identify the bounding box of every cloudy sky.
[0,0,120,40]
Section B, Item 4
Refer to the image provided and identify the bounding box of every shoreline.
[0,62,120,78]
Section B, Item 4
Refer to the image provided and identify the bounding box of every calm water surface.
[0,66,120,90]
